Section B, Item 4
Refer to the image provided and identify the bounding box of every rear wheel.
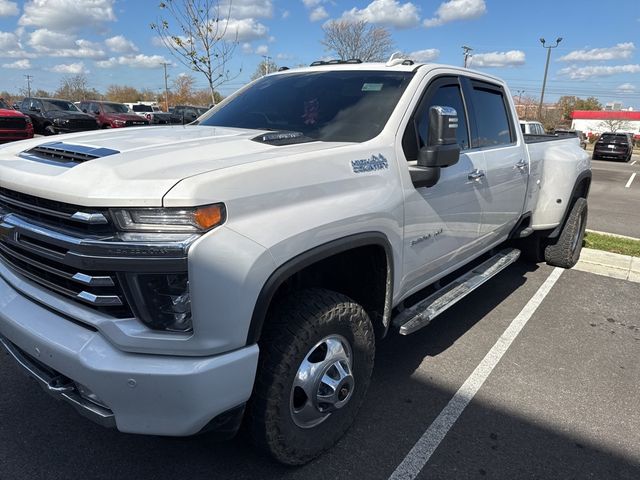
[544,197,588,268]
[43,124,56,135]
[247,288,375,465]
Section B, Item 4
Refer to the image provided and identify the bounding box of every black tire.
[43,124,57,135]
[247,288,375,465]
[544,197,588,268]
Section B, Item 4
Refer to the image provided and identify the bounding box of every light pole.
[161,62,170,112]
[538,37,562,121]
[261,55,272,75]
[462,45,473,68]
[515,89,525,118]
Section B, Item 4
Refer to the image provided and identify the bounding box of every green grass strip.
[584,232,640,257]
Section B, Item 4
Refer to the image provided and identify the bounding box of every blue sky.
[0,0,638,109]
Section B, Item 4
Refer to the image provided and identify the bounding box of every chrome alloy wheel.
[290,334,354,429]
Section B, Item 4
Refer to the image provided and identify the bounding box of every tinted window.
[102,102,129,113]
[470,86,513,148]
[132,105,153,112]
[200,70,414,142]
[41,100,79,112]
[417,84,469,151]
[0,99,9,109]
[600,134,628,144]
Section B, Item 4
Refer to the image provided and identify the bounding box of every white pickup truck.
[0,57,590,465]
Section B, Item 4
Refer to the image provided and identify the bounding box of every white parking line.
[625,173,636,188]
[631,161,637,166]
[388,267,564,480]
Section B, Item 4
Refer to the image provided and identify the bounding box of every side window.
[21,98,30,110]
[470,86,514,148]
[417,84,470,151]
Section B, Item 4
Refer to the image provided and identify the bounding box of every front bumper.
[0,273,259,436]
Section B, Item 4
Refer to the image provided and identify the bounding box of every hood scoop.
[20,141,120,167]
[252,131,314,146]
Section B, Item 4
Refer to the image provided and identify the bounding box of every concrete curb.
[574,247,640,283]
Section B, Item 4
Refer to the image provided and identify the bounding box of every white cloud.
[0,30,19,49]
[49,62,87,74]
[255,44,269,55]
[220,0,273,19]
[105,35,138,54]
[224,18,269,41]
[470,50,525,68]
[558,42,635,62]
[27,30,105,58]
[339,0,420,29]
[0,0,18,16]
[96,54,168,69]
[558,64,640,80]
[616,83,636,93]
[2,59,31,69]
[424,0,486,28]
[19,0,116,31]
[282,10,290,19]
[408,48,440,62]
[241,42,253,54]
[310,6,329,22]
[302,0,322,7]
[28,28,75,49]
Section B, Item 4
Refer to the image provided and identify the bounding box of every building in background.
[571,110,640,139]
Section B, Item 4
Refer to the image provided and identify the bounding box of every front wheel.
[43,125,57,135]
[544,197,588,268]
[247,288,375,465]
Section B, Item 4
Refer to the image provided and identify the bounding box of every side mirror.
[410,106,461,188]
[92,110,100,115]
[29,106,40,112]
[417,106,461,168]
[82,109,88,113]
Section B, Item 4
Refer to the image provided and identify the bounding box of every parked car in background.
[592,132,634,161]
[169,105,210,124]
[0,98,34,143]
[519,121,545,135]
[554,128,587,149]
[18,97,99,135]
[124,103,172,125]
[79,101,150,129]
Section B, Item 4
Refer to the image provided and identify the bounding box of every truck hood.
[0,125,348,207]
[0,108,26,118]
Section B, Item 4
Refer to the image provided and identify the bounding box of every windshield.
[102,102,130,114]
[132,105,153,112]
[200,70,414,142]
[0,99,9,109]
[42,100,80,112]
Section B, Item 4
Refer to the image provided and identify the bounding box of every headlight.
[123,273,192,332]
[111,204,225,233]
[24,116,32,124]
[113,119,126,127]
[53,118,69,125]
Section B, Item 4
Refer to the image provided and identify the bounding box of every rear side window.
[600,134,628,144]
[470,86,514,148]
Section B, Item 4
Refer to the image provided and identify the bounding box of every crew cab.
[18,97,99,135]
[79,101,150,129]
[0,57,590,465]
[124,103,172,125]
[0,98,34,143]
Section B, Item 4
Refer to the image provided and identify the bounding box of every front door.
[399,76,486,296]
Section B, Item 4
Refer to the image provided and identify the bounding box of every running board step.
[393,248,521,335]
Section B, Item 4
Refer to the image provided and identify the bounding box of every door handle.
[515,160,527,170]
[468,169,485,181]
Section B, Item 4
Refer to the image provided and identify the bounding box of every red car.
[0,98,34,143]
[79,100,150,129]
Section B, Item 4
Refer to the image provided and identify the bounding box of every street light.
[538,36,562,121]
[515,89,525,118]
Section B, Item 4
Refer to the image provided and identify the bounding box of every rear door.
[399,75,487,294]
[463,78,527,239]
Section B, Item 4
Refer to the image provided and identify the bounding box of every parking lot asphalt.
[1,261,639,480]
[588,153,640,238]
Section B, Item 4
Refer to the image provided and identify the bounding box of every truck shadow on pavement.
[1,261,639,480]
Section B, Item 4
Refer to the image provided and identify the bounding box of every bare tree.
[55,74,101,102]
[321,19,394,62]
[599,118,632,133]
[250,58,278,80]
[150,0,241,105]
